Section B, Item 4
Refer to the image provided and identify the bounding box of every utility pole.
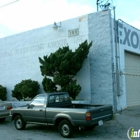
[96,0,99,11]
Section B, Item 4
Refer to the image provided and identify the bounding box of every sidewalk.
[95,105,140,139]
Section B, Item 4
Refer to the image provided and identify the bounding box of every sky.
[0,0,139,38]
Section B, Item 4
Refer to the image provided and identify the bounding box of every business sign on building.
[118,20,140,50]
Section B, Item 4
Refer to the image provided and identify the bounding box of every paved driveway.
[0,105,139,140]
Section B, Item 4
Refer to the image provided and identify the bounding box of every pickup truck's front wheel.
[14,115,26,130]
[58,120,73,138]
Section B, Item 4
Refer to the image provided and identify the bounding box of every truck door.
[24,95,47,123]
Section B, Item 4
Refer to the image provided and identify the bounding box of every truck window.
[49,95,55,103]
[30,96,45,107]
[49,94,70,103]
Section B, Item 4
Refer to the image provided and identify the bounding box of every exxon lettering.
[118,22,140,49]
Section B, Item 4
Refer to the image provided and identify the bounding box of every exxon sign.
[118,21,140,50]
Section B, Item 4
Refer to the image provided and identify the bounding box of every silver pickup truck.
[0,100,12,121]
[10,92,113,138]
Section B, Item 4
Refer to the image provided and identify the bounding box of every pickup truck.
[0,100,12,121]
[10,92,113,138]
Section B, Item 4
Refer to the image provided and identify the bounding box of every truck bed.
[46,102,113,127]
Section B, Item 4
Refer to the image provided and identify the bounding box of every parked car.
[0,100,12,121]
[10,92,113,138]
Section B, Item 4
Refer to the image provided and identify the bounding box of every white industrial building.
[0,10,140,111]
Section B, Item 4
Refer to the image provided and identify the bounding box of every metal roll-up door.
[125,51,140,107]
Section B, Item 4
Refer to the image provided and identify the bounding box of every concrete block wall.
[88,10,114,105]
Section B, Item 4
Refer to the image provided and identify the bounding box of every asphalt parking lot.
[0,105,140,140]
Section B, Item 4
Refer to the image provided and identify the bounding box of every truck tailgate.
[90,105,113,123]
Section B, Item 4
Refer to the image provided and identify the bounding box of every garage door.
[125,52,140,107]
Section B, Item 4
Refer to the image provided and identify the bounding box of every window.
[30,96,45,107]
[49,95,55,103]
[49,94,70,103]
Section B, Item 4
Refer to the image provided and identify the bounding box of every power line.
[0,0,19,9]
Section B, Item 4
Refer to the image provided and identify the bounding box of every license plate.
[0,106,5,110]
[98,120,103,126]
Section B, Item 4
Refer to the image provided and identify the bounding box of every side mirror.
[27,104,34,109]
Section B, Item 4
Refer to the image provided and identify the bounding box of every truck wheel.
[14,115,26,130]
[58,120,73,138]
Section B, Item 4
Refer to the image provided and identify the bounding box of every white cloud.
[130,20,140,30]
[0,0,139,38]
[0,0,95,37]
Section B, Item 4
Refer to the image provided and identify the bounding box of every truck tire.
[14,115,26,130]
[58,119,73,138]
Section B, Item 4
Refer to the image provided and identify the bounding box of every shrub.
[12,79,40,101]
[39,40,92,99]
[0,85,7,101]
[42,77,57,92]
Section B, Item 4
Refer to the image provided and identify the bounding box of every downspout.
[113,7,120,112]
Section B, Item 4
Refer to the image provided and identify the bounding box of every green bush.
[42,77,57,92]
[39,40,92,99]
[0,85,7,101]
[12,79,40,101]
[12,83,22,101]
